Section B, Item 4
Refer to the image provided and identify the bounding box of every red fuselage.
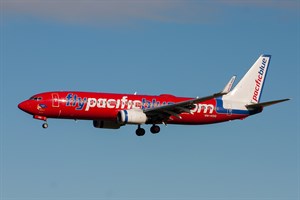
[18,91,251,125]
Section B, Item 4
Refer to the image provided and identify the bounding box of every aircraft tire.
[42,123,48,129]
[136,128,145,136]
[150,125,160,134]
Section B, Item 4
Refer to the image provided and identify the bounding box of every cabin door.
[52,93,60,107]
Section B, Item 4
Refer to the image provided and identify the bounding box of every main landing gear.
[136,125,145,136]
[136,124,160,136]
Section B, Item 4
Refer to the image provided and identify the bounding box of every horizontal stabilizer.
[246,98,290,110]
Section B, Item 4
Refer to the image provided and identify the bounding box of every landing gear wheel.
[150,125,160,134]
[42,123,48,129]
[136,125,145,136]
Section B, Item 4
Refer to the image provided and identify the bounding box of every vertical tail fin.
[225,55,271,104]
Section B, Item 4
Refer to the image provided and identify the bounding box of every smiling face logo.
[37,104,47,112]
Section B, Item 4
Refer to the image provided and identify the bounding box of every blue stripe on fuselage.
[215,97,260,115]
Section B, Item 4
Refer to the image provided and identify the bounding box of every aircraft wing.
[144,92,225,123]
[143,76,236,123]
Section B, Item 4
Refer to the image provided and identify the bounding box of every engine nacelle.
[93,120,121,129]
[117,109,147,124]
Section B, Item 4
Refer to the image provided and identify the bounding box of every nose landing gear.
[33,115,48,129]
[42,123,48,129]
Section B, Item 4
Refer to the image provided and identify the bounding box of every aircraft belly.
[168,113,249,125]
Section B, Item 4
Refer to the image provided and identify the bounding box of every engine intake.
[117,109,147,124]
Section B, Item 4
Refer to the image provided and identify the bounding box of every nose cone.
[18,100,31,113]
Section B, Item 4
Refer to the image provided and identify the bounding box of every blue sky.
[1,1,299,199]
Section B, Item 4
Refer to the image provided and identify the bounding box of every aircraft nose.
[18,101,30,112]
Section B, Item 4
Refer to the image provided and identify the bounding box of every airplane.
[18,55,289,136]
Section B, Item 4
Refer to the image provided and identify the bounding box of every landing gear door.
[52,93,60,107]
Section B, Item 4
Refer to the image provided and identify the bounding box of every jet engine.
[117,109,147,124]
[93,120,121,129]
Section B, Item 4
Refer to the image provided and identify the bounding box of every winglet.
[222,75,236,94]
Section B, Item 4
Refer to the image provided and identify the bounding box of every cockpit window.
[29,96,42,101]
